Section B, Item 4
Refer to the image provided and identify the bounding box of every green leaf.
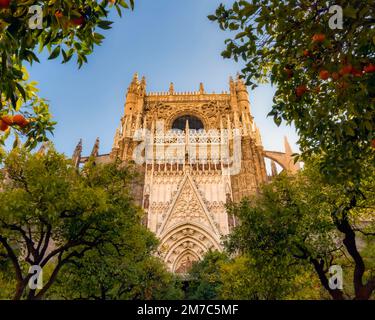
[48,46,61,60]
[97,20,113,30]
[15,83,27,102]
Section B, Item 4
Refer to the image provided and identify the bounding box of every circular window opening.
[172,115,204,131]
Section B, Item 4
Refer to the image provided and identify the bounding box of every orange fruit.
[0,120,9,131]
[55,11,63,19]
[12,114,29,128]
[1,115,13,125]
[363,64,375,73]
[319,70,329,80]
[303,50,310,57]
[71,16,85,26]
[312,33,325,42]
[339,65,353,76]
[296,85,307,97]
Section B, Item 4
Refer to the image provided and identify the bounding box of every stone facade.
[73,73,299,273]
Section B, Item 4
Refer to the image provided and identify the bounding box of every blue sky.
[28,0,299,165]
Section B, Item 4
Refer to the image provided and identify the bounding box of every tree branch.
[34,246,92,300]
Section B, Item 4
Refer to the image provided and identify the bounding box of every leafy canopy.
[0,146,174,300]
[209,0,375,183]
[227,160,375,300]
[0,0,134,148]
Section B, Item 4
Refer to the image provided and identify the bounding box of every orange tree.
[227,160,375,300]
[0,148,159,300]
[0,0,133,149]
[209,0,375,184]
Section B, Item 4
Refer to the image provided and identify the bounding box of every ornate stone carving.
[84,75,301,272]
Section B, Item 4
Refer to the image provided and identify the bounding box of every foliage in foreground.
[48,253,183,300]
[0,147,182,300]
[209,0,375,183]
[0,0,134,148]
[227,161,375,300]
[187,250,327,300]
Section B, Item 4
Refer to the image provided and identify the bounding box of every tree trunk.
[310,258,345,300]
[13,281,26,300]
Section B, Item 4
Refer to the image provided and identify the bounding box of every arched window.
[172,115,204,131]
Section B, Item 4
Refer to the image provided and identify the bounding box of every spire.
[271,161,278,176]
[229,75,238,111]
[255,125,262,146]
[140,76,146,95]
[38,141,50,155]
[72,139,82,168]
[112,128,121,150]
[128,72,139,93]
[91,137,100,158]
[199,82,205,94]
[284,136,293,155]
[229,76,235,90]
[236,73,247,91]
[169,82,174,95]
[132,72,139,83]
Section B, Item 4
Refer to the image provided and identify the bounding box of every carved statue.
[175,256,194,273]
[143,194,150,210]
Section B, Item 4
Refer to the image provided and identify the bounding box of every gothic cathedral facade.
[73,74,299,273]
